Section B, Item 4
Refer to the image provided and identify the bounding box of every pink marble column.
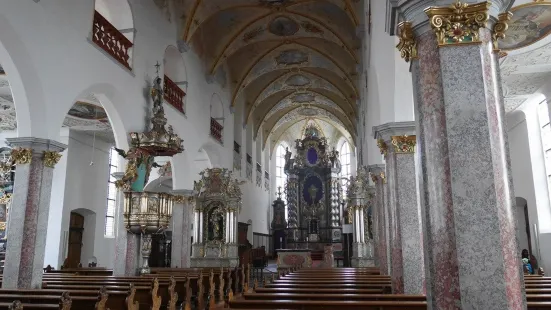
[171,190,194,268]
[374,123,425,295]
[368,164,388,275]
[391,2,526,308]
[2,137,66,289]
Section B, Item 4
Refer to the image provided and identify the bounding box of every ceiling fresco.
[179,0,361,151]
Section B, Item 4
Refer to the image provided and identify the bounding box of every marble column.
[112,172,127,276]
[368,164,389,275]
[2,137,66,289]
[393,2,525,308]
[374,122,424,295]
[171,190,194,268]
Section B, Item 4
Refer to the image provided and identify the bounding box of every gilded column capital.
[376,139,388,158]
[42,151,63,168]
[391,135,417,154]
[396,21,418,62]
[11,148,32,165]
[370,172,379,183]
[424,1,490,46]
[173,195,186,204]
[492,11,512,52]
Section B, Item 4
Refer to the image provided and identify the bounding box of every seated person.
[522,258,533,274]
[522,249,538,274]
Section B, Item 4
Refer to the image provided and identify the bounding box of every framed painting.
[502,2,551,51]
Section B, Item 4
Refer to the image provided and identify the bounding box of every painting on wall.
[502,3,551,51]
[68,101,108,120]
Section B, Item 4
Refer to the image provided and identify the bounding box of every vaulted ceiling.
[179,0,361,149]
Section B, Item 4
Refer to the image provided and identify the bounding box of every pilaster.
[112,171,127,276]
[393,1,524,308]
[368,164,388,275]
[2,137,66,289]
[374,122,424,295]
[171,189,195,268]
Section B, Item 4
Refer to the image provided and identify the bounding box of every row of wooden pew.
[226,267,551,310]
[0,265,271,309]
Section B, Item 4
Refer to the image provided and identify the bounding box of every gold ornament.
[173,195,185,204]
[370,172,379,183]
[492,12,513,52]
[391,135,417,154]
[377,139,388,157]
[425,1,490,46]
[396,21,417,62]
[0,193,11,205]
[380,172,387,184]
[43,151,62,168]
[11,148,32,165]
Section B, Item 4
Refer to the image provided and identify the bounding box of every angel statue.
[114,147,161,191]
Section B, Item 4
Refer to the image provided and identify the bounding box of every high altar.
[283,124,343,251]
[190,168,242,267]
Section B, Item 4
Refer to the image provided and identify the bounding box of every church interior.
[0,0,551,308]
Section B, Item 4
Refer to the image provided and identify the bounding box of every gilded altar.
[283,124,343,250]
[191,168,242,267]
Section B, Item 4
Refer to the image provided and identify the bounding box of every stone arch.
[210,93,224,123]
[95,0,134,37]
[0,14,48,138]
[62,83,131,150]
[163,45,188,113]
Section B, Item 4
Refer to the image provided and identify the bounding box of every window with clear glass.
[275,144,288,219]
[340,141,351,200]
[105,147,118,237]
[539,101,551,194]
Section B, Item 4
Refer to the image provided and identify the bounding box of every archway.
[210,93,224,143]
[516,197,532,258]
[0,15,48,138]
[163,46,188,114]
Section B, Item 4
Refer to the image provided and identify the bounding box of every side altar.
[190,168,243,268]
[283,124,343,251]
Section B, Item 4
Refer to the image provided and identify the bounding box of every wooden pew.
[228,299,427,309]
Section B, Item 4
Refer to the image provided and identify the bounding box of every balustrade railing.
[210,118,223,143]
[163,75,185,114]
[92,11,133,69]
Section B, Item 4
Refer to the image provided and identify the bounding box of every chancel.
[0,0,550,309]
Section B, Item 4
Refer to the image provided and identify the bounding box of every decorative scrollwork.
[492,12,512,52]
[168,276,178,310]
[380,172,387,184]
[396,21,417,62]
[376,139,388,157]
[95,286,109,310]
[425,1,490,46]
[43,151,62,168]
[126,284,139,310]
[60,291,72,310]
[8,301,22,310]
[391,135,416,154]
[11,148,32,165]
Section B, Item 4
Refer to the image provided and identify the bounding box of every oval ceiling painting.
[285,74,311,87]
[501,3,551,51]
[269,16,299,36]
[68,101,108,120]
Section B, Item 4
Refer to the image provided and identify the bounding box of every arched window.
[539,101,551,190]
[340,141,351,199]
[105,147,119,237]
[275,144,288,219]
[93,0,135,69]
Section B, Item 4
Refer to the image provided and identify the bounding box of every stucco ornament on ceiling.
[292,93,315,103]
[285,74,311,87]
[276,50,309,65]
[269,16,300,36]
[164,0,361,150]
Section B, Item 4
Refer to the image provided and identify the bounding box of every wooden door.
[66,212,84,268]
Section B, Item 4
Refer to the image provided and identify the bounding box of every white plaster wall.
[43,129,69,267]
[54,131,114,268]
[507,105,551,271]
